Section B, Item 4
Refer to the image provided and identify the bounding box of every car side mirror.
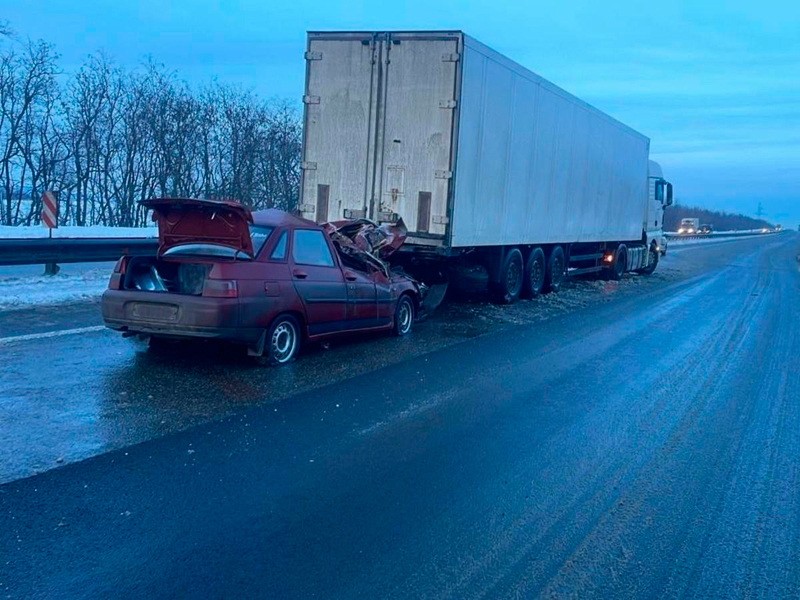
[666,183,673,206]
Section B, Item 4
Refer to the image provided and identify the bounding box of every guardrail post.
[43,262,60,276]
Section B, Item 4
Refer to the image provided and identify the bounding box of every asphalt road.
[1,233,799,599]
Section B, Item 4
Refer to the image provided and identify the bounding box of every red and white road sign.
[41,191,58,229]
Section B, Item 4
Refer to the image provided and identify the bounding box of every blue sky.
[5,0,800,226]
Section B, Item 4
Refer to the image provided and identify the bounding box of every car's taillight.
[108,257,128,290]
[202,279,238,298]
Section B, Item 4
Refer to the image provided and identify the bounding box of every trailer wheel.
[636,243,658,275]
[522,247,546,298]
[492,248,524,304]
[544,246,565,293]
[608,244,627,281]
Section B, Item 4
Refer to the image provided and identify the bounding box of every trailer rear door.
[375,34,459,238]
[301,35,375,224]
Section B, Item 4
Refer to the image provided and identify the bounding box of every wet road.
[1,233,799,599]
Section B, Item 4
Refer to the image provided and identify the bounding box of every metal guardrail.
[0,229,785,267]
[0,238,158,266]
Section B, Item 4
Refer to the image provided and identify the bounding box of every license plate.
[128,302,179,322]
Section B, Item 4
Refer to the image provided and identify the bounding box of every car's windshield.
[162,225,274,258]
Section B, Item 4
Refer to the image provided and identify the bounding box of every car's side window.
[292,229,335,267]
[270,231,288,261]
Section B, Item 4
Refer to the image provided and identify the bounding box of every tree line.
[664,205,772,232]
[0,34,301,227]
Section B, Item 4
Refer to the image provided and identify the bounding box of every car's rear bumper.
[101,290,259,343]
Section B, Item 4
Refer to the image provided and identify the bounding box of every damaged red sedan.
[101,198,423,364]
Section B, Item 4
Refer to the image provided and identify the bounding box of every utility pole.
[756,202,764,219]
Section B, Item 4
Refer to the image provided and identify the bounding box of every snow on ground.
[0,225,155,239]
[0,263,112,310]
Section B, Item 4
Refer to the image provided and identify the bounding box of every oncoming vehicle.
[678,218,700,235]
[698,224,713,235]
[101,198,422,364]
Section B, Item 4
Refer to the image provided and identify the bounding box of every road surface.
[1,234,798,599]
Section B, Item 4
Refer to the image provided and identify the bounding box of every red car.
[101,198,422,364]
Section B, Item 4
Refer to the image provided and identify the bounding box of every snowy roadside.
[0,225,153,310]
[0,264,111,311]
[0,225,155,239]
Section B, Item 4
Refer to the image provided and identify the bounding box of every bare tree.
[0,34,302,227]
[0,39,59,224]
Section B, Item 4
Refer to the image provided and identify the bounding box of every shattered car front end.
[322,217,429,304]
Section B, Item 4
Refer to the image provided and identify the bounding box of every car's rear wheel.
[392,295,415,336]
[260,315,300,365]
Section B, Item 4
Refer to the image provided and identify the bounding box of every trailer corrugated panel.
[449,35,650,248]
[301,32,460,240]
[301,31,652,250]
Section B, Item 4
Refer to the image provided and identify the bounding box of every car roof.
[251,209,321,229]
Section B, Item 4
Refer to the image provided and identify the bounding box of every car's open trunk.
[123,256,212,296]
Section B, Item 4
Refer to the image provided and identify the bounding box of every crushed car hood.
[322,218,408,276]
[140,198,254,257]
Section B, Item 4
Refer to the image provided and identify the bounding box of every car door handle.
[344,271,358,282]
[292,269,308,279]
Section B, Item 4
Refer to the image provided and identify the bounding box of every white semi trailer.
[299,30,673,302]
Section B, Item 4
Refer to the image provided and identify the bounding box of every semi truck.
[678,218,700,234]
[299,31,673,302]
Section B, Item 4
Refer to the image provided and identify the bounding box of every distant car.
[698,224,713,235]
[102,198,422,365]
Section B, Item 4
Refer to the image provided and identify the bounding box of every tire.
[543,246,565,293]
[259,314,300,365]
[492,248,524,304]
[522,247,546,299]
[636,243,659,275]
[608,244,627,281]
[392,294,415,336]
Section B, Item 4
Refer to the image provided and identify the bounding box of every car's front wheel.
[392,295,415,336]
[259,314,300,365]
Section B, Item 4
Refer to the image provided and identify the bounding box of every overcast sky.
[5,0,799,226]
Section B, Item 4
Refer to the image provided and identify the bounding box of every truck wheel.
[608,244,627,281]
[522,247,546,298]
[492,248,524,304]
[543,246,565,293]
[257,314,300,366]
[636,243,658,275]
[392,294,415,336]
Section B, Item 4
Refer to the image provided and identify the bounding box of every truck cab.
[647,160,673,255]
